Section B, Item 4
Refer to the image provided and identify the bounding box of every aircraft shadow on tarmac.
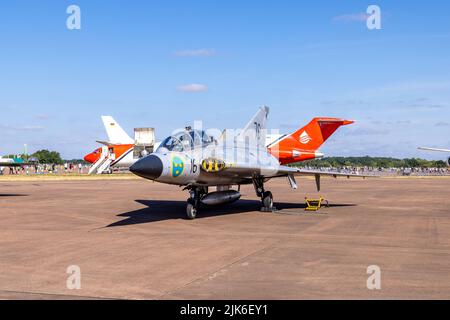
[107,199,357,227]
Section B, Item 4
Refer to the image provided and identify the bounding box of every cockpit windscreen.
[157,129,212,152]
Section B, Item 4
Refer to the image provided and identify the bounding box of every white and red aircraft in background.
[84,116,160,174]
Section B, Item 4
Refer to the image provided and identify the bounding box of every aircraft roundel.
[171,156,185,178]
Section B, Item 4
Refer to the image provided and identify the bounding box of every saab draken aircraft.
[418,147,450,165]
[130,106,371,219]
[84,116,160,174]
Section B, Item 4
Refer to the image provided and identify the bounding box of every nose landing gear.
[186,201,198,220]
[185,186,207,220]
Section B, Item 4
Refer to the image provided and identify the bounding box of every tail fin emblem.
[299,131,312,144]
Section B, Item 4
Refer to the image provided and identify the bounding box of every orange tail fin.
[268,118,354,164]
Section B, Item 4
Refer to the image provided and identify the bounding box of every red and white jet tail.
[268,117,354,164]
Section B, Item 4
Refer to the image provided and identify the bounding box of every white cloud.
[353,81,450,99]
[176,84,208,93]
[345,127,390,136]
[333,13,368,23]
[382,81,450,92]
[34,114,50,120]
[407,103,447,110]
[174,49,216,57]
[0,124,45,131]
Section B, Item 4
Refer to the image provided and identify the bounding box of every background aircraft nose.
[84,153,97,164]
[130,155,163,180]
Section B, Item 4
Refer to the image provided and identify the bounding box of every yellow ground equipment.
[305,196,329,212]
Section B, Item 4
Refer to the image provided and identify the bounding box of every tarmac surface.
[0,177,449,299]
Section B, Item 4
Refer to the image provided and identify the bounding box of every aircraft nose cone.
[130,155,163,180]
[84,153,96,164]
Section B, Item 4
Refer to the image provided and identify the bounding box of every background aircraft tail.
[101,116,134,145]
[268,117,354,164]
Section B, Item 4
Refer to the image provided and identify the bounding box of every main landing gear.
[186,187,207,220]
[185,179,275,219]
[253,177,275,212]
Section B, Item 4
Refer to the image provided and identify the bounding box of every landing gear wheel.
[262,191,273,209]
[186,202,197,220]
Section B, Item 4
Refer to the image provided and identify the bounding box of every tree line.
[299,156,448,168]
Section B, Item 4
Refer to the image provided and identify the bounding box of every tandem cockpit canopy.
[157,128,213,153]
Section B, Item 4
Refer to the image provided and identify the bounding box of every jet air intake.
[201,158,226,173]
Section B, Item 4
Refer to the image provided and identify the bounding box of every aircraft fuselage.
[130,144,280,187]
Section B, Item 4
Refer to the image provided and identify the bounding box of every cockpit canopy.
[157,129,213,152]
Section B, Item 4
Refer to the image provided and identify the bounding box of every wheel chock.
[305,196,329,212]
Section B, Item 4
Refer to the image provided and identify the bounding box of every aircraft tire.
[262,191,273,209]
[186,202,197,220]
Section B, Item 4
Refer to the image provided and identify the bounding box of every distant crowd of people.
[0,163,90,175]
[300,166,450,176]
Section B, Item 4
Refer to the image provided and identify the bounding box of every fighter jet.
[418,147,450,165]
[85,116,284,173]
[130,106,370,219]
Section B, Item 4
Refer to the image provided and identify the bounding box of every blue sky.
[1,0,449,159]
